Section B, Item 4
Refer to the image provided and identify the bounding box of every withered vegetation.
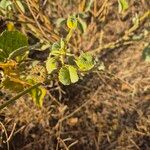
[0,0,150,149]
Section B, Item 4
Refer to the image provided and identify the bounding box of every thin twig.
[26,0,49,40]
[68,140,78,149]
[58,137,69,150]
[60,98,91,123]
[91,10,150,55]
[0,122,9,150]
[6,123,16,142]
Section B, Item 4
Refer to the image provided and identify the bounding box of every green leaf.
[46,57,57,74]
[142,44,150,62]
[8,46,28,59]
[0,49,7,62]
[51,42,61,56]
[51,40,66,56]
[118,0,129,13]
[59,66,71,85]
[0,30,28,62]
[58,65,79,85]
[68,56,76,65]
[56,18,67,27]
[30,86,47,107]
[67,15,78,29]
[68,65,79,83]
[0,0,12,10]
[0,0,25,13]
[75,52,94,71]
[77,17,87,33]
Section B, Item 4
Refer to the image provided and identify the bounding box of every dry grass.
[0,0,150,150]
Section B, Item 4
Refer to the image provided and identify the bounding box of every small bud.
[67,15,77,29]
[7,22,15,31]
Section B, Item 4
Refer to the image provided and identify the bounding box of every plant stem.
[66,29,74,43]
[0,83,42,111]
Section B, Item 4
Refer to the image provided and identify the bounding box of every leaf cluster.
[46,16,94,85]
[0,16,95,107]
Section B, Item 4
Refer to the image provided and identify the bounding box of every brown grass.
[0,0,150,150]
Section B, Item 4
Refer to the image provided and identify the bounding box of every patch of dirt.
[55,34,150,150]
